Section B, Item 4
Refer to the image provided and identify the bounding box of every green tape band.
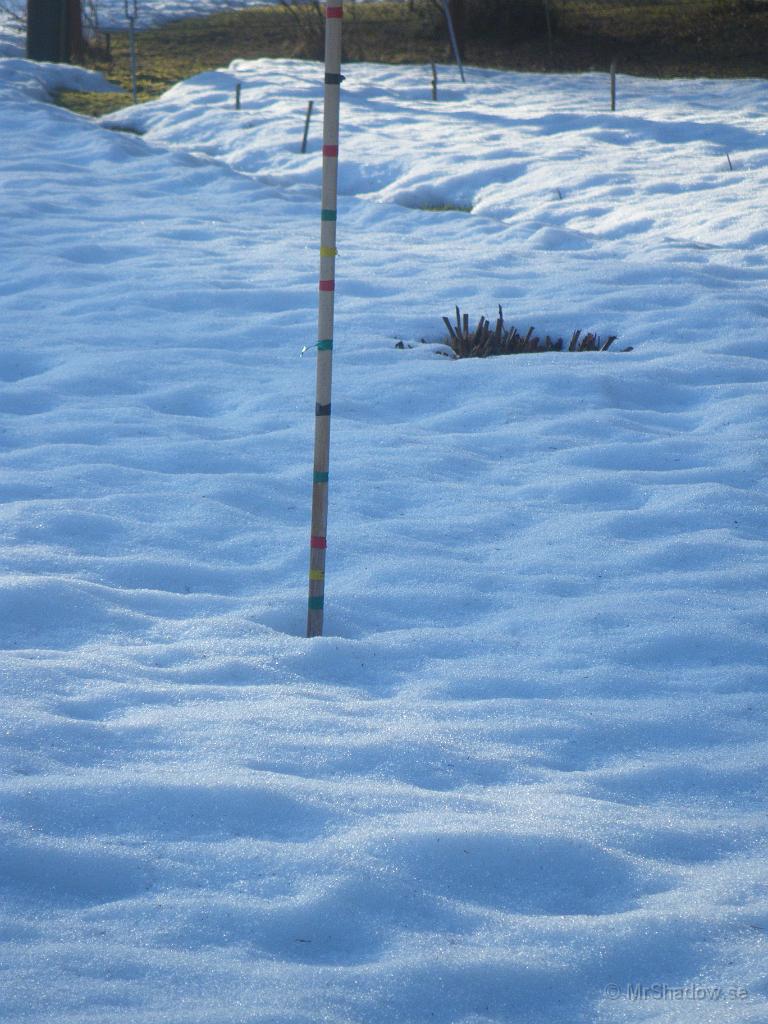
[321,209,337,221]
[317,339,333,350]
[313,471,329,483]
[308,596,324,610]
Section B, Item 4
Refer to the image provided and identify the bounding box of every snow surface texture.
[1,55,768,1024]
[0,11,24,57]
[0,0,388,35]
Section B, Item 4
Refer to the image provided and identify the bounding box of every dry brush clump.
[439,306,631,359]
[277,0,326,59]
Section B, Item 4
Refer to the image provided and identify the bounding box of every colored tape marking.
[308,596,325,610]
[323,144,339,158]
[326,5,343,18]
[321,209,337,221]
[325,73,345,85]
[311,536,327,549]
[317,339,333,350]
[309,569,325,581]
[316,403,331,416]
[320,246,338,257]
[313,471,329,483]
[319,279,335,292]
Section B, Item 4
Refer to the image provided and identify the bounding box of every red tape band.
[323,144,339,157]
[319,279,335,292]
[326,5,343,17]
[311,536,327,549]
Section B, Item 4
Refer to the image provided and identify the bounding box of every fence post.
[307,2,343,638]
[610,59,616,112]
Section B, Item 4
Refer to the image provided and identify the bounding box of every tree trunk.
[27,0,84,62]
[68,0,85,62]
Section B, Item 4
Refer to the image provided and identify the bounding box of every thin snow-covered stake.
[306,1,343,638]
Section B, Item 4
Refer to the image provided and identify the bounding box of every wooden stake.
[610,59,616,112]
[431,61,437,101]
[235,82,241,110]
[300,98,314,153]
[307,2,343,638]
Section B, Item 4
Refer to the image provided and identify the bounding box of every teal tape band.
[313,471,329,483]
[321,209,337,221]
[308,596,324,610]
[317,339,333,350]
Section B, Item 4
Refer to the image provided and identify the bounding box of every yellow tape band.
[309,569,325,581]
[320,246,338,257]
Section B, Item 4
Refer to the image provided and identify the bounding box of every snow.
[0,11,24,57]
[0,56,121,95]
[1,47,767,1024]
[91,0,276,30]
[0,0,390,36]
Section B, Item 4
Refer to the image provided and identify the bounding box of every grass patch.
[418,202,473,214]
[57,89,132,117]
[55,0,768,119]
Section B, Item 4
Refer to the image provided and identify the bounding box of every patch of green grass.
[418,202,473,213]
[56,89,132,117]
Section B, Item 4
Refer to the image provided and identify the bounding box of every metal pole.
[125,0,138,103]
[129,21,137,102]
[441,0,465,83]
[307,2,343,638]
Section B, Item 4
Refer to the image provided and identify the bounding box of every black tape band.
[315,403,331,416]
[325,73,345,85]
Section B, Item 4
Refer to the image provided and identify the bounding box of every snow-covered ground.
[0,10,24,57]
[0,0,391,38]
[90,0,277,30]
[1,47,767,1024]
